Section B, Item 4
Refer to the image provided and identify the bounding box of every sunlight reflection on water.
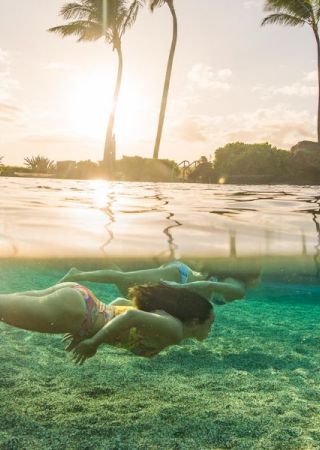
[0,177,319,260]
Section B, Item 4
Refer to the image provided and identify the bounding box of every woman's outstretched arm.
[70,310,183,365]
[161,279,246,303]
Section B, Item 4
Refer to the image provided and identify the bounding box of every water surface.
[0,177,319,260]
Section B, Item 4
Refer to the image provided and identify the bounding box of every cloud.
[223,107,314,148]
[171,105,315,150]
[0,48,19,102]
[253,71,317,98]
[174,117,209,143]
[243,0,262,8]
[0,48,9,64]
[21,133,93,145]
[304,70,317,82]
[0,102,23,123]
[44,62,77,71]
[187,63,232,92]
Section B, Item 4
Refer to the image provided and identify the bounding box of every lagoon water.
[0,177,319,259]
[0,177,320,449]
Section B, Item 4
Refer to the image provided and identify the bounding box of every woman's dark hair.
[129,283,213,323]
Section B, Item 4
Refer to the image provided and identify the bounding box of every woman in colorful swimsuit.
[0,276,246,365]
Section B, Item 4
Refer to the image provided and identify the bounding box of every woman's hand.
[71,338,97,365]
[62,333,81,352]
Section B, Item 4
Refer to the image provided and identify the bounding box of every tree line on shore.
[1,141,319,184]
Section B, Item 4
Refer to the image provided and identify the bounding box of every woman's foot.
[59,268,81,284]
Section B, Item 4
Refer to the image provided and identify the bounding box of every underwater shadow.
[217,350,315,371]
[140,346,316,375]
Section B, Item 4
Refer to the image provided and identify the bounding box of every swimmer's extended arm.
[161,280,245,303]
[71,310,182,365]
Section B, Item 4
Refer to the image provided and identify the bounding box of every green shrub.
[0,166,32,176]
[213,142,293,181]
[116,156,179,182]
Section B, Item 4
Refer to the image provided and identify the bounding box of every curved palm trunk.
[315,30,320,143]
[103,41,123,174]
[153,0,177,159]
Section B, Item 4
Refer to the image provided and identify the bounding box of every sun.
[67,68,149,145]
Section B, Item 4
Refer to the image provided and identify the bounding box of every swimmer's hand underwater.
[63,334,97,364]
[71,338,97,365]
[62,333,81,352]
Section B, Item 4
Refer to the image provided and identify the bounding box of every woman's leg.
[59,268,123,286]
[11,282,79,297]
[0,287,85,335]
[59,266,180,293]
[59,268,137,294]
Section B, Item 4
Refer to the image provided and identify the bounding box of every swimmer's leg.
[58,268,83,283]
[10,282,79,297]
[59,263,123,283]
[0,287,85,334]
[59,269,128,294]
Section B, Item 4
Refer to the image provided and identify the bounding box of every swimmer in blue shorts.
[59,261,259,304]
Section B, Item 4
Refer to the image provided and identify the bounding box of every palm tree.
[49,0,143,174]
[262,0,320,143]
[24,155,56,173]
[150,0,178,159]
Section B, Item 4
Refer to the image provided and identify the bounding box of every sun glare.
[68,69,149,146]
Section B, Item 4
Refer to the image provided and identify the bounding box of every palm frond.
[315,0,320,22]
[264,0,313,20]
[48,21,103,41]
[121,0,145,35]
[149,0,166,13]
[261,12,306,26]
[60,2,92,20]
[79,22,106,41]
[49,0,142,43]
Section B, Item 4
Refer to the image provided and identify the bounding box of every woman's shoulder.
[109,304,135,317]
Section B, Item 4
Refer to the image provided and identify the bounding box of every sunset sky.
[0,0,318,165]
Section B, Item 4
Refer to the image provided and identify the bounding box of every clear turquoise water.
[0,178,319,449]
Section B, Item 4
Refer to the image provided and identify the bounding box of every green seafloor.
[0,258,319,450]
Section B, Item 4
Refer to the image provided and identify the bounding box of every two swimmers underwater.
[0,261,260,365]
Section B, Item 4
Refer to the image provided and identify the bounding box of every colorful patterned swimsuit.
[73,284,112,340]
[73,285,159,357]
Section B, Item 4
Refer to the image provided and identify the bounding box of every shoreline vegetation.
[1,141,319,184]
